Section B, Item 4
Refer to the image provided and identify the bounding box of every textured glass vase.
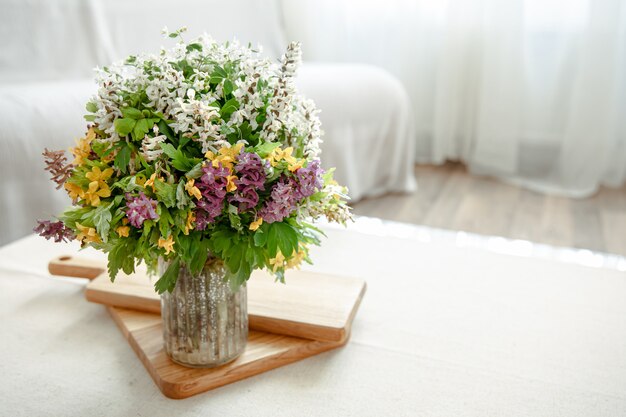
[159,257,248,368]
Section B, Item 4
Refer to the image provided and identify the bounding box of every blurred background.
[1,0,625,254]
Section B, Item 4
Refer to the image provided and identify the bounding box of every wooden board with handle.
[49,255,366,343]
[107,306,344,399]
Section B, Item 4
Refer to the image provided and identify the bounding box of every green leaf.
[168,33,179,38]
[133,118,151,140]
[91,202,113,242]
[85,102,98,113]
[189,238,211,275]
[185,162,204,179]
[157,206,173,238]
[228,204,242,231]
[114,144,132,174]
[121,107,143,120]
[220,98,239,120]
[154,258,180,294]
[223,79,234,96]
[255,141,280,158]
[175,181,191,209]
[160,143,195,171]
[253,229,268,247]
[209,66,227,84]
[186,43,203,53]
[157,119,178,146]
[154,180,177,208]
[84,114,96,122]
[114,118,136,137]
[268,222,298,257]
[107,239,136,282]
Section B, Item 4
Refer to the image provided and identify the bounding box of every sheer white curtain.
[282,0,626,197]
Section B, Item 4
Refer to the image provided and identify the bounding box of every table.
[1,217,625,416]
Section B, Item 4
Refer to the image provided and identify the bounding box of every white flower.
[141,128,166,162]
[88,34,323,157]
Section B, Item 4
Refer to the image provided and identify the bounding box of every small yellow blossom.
[183,211,196,235]
[286,247,307,269]
[83,181,111,206]
[116,225,130,237]
[268,146,297,168]
[86,166,114,187]
[64,182,84,201]
[185,178,202,200]
[206,143,244,172]
[70,128,96,166]
[288,158,304,172]
[144,172,162,192]
[158,235,176,255]
[269,251,286,272]
[225,174,238,192]
[75,222,101,244]
[249,217,263,231]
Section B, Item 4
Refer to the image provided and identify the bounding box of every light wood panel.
[108,307,344,399]
[352,163,626,256]
[49,256,367,343]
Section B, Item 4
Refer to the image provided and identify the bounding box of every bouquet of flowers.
[36,28,351,293]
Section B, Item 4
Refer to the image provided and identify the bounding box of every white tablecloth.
[1,219,625,416]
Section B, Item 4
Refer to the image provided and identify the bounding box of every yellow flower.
[249,217,263,231]
[288,158,304,172]
[185,178,202,200]
[225,174,238,192]
[116,225,130,237]
[269,251,286,272]
[158,235,176,255]
[183,211,195,235]
[206,143,244,172]
[70,128,95,166]
[286,247,307,269]
[75,222,101,244]
[83,181,111,206]
[64,182,84,201]
[268,146,297,168]
[86,166,114,187]
[144,172,162,192]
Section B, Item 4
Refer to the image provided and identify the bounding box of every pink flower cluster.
[34,220,75,242]
[258,160,325,223]
[229,152,267,211]
[194,164,230,230]
[125,192,159,228]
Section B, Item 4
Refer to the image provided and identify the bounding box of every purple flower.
[229,185,260,211]
[294,159,324,199]
[226,151,267,212]
[235,151,266,190]
[34,220,75,242]
[258,176,299,223]
[125,192,159,228]
[193,163,230,229]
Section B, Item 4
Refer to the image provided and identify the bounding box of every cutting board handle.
[48,256,106,280]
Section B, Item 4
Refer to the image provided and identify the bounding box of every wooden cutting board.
[49,256,364,399]
[107,306,344,399]
[49,255,366,342]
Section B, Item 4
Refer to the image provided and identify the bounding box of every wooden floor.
[351,163,626,256]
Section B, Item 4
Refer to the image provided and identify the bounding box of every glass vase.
[159,256,248,368]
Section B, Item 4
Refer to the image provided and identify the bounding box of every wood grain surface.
[352,162,626,256]
[49,256,366,343]
[108,307,344,399]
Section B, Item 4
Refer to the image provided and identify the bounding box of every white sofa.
[0,0,416,245]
